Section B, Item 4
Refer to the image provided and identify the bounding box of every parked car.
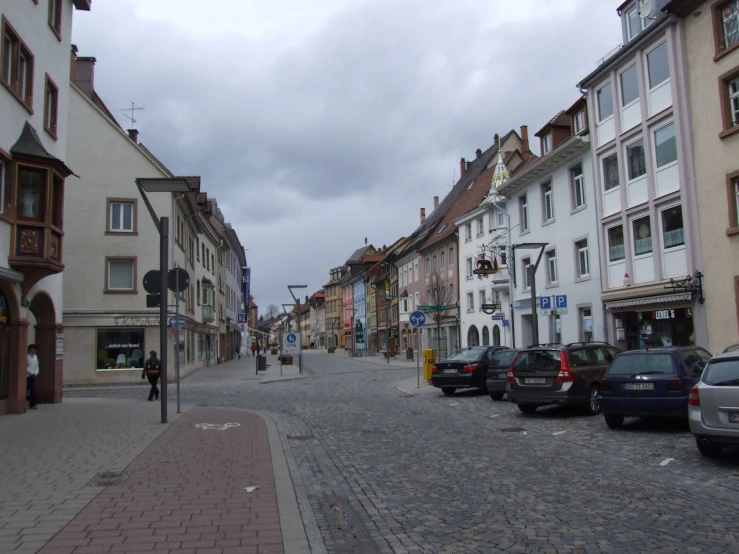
[688,347,739,457]
[600,346,711,429]
[506,342,622,415]
[485,349,519,401]
[431,346,510,395]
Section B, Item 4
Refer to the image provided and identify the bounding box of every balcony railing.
[202,305,215,322]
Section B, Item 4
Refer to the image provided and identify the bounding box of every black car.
[507,342,622,415]
[431,346,510,395]
[485,349,519,401]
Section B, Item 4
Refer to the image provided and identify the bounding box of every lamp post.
[135,177,192,424]
[287,285,307,373]
[483,196,516,348]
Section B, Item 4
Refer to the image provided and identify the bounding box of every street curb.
[261,412,314,554]
[260,375,309,385]
[394,380,437,396]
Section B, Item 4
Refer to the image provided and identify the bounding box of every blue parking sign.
[540,296,552,310]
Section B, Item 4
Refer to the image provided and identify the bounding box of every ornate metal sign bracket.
[664,270,704,304]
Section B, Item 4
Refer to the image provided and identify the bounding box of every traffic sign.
[540,296,552,316]
[282,332,300,355]
[409,311,426,328]
[167,268,190,293]
[491,314,505,321]
[503,319,510,327]
[555,294,568,314]
[237,313,248,324]
[143,270,162,295]
[168,317,186,326]
[418,305,445,311]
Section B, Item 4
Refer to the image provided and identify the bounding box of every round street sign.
[409,311,426,328]
[167,268,190,293]
[143,270,162,295]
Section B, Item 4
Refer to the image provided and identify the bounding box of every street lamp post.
[135,177,191,424]
[287,285,307,373]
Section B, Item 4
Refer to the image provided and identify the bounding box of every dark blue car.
[599,347,712,429]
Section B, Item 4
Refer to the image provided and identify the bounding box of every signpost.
[418,305,444,311]
[167,267,190,415]
[237,313,247,324]
[491,314,505,321]
[410,310,426,389]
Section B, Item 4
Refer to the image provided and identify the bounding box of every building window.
[414,259,419,280]
[661,205,685,249]
[44,74,58,138]
[571,164,585,209]
[498,247,507,266]
[0,158,6,215]
[465,223,472,241]
[608,225,625,262]
[626,138,647,180]
[433,254,437,271]
[620,63,639,106]
[580,307,593,342]
[449,283,454,302]
[479,290,486,311]
[646,41,670,90]
[18,168,44,220]
[467,292,474,312]
[717,0,739,51]
[722,73,739,132]
[633,216,653,255]
[476,217,484,236]
[107,258,135,292]
[542,181,554,222]
[542,133,552,154]
[466,257,473,279]
[522,257,531,289]
[546,250,557,284]
[576,239,590,277]
[96,328,144,370]
[48,0,62,39]
[449,246,454,265]
[1,18,34,110]
[574,110,586,133]
[497,211,505,228]
[654,122,677,168]
[626,6,641,41]
[108,201,135,232]
[602,152,620,191]
[729,175,739,230]
[520,194,529,232]
[597,82,614,121]
[425,256,430,274]
[440,250,445,267]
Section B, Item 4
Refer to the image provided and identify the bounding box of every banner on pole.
[242,267,251,313]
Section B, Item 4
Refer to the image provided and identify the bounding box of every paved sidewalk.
[0,400,310,554]
[393,375,437,396]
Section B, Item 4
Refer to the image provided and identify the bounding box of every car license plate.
[443,369,457,374]
[498,372,507,379]
[729,412,739,423]
[624,382,654,391]
[524,378,546,384]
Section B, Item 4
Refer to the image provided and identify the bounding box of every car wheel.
[584,384,601,416]
[604,415,624,429]
[518,404,537,414]
[696,439,722,457]
[489,392,504,401]
[441,387,456,396]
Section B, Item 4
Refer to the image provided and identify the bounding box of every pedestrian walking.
[26,344,39,410]
[256,341,261,357]
[141,350,161,401]
[251,342,256,357]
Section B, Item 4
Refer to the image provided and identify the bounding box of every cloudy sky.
[72,0,622,312]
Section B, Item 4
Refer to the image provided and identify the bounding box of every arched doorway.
[482,326,490,346]
[493,325,501,346]
[29,292,60,404]
[467,325,479,347]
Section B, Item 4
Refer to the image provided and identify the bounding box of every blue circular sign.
[286,333,297,344]
[409,311,426,328]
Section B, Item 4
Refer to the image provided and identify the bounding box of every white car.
[688,345,739,457]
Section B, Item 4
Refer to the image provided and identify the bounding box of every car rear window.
[447,349,485,361]
[490,350,517,365]
[701,359,739,386]
[514,350,561,371]
[606,353,674,376]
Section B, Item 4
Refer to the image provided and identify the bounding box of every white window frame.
[110,201,134,232]
[546,250,557,285]
[465,223,472,242]
[520,194,529,232]
[466,257,473,279]
[425,256,430,275]
[542,133,552,154]
[659,203,686,251]
[626,6,642,41]
[576,239,590,278]
[467,292,474,313]
[607,224,626,263]
[619,63,639,108]
[575,110,586,133]
[625,136,647,182]
[497,211,505,228]
[645,40,670,92]
[631,215,654,257]
[653,120,678,171]
[596,81,614,122]
[476,217,484,237]
[107,259,135,291]
[522,257,531,290]
[602,151,620,192]
[414,259,419,281]
[478,290,486,312]
[542,181,554,222]
[571,164,585,209]
[449,246,454,265]
[440,250,445,268]
[730,77,739,127]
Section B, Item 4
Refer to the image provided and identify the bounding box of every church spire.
[481,136,510,205]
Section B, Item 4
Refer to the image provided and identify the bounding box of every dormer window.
[542,133,552,154]
[626,6,641,41]
[574,110,586,133]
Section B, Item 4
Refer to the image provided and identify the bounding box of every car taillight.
[667,376,683,392]
[688,386,700,407]
[555,351,575,382]
[487,369,493,378]
[506,354,518,382]
[462,364,477,373]
[601,378,611,392]
[432,365,439,374]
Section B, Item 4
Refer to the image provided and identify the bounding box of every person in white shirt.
[26,344,39,410]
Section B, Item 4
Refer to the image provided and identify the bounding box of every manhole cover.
[499,427,527,433]
[287,434,315,440]
[87,471,129,487]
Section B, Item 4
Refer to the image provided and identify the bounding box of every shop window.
[580,308,593,342]
[493,325,501,346]
[661,205,685,249]
[96,328,144,369]
[18,167,44,220]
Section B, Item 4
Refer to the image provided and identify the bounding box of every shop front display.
[97,328,145,369]
[618,307,694,350]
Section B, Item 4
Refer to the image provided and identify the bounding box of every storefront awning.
[605,292,692,311]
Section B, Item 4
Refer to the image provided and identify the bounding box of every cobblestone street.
[66,353,739,553]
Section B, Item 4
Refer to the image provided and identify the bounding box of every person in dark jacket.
[141,350,161,401]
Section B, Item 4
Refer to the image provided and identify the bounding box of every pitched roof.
[535,110,572,138]
[346,245,373,264]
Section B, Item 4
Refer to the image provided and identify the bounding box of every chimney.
[74,56,96,95]
[433,196,439,210]
[127,129,139,143]
[70,44,78,82]
[475,149,482,159]
[305,295,309,304]
[460,158,467,176]
[420,207,426,224]
[521,125,531,160]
